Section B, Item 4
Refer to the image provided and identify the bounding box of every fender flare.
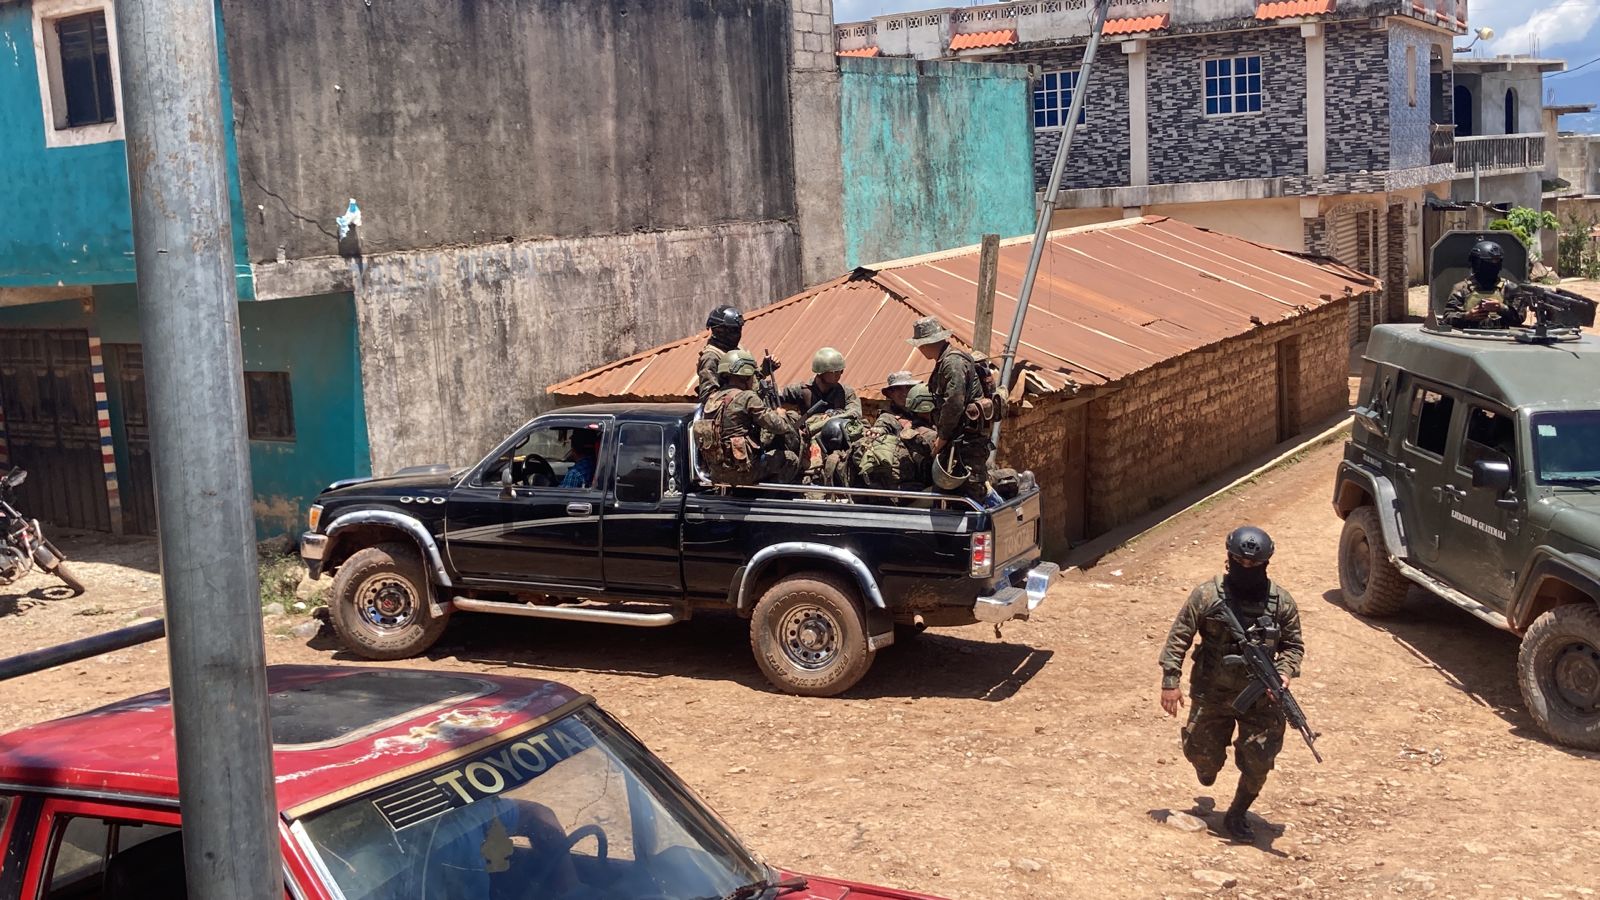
[1334,462,1410,560]
[1510,550,1600,630]
[323,509,454,589]
[735,542,887,613]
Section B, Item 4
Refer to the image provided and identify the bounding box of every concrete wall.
[839,57,1036,267]
[1558,135,1600,194]
[1082,299,1350,534]
[1461,69,1544,137]
[1143,198,1306,250]
[1450,171,1543,210]
[355,221,799,475]
[0,0,250,292]
[220,0,800,264]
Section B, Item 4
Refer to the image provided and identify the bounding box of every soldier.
[785,348,863,485]
[694,350,800,486]
[780,347,862,419]
[1442,240,1526,330]
[1159,526,1305,842]
[906,316,1000,501]
[858,383,938,491]
[882,370,919,416]
[697,305,745,403]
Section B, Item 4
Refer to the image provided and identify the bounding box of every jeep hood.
[1549,498,1600,551]
[321,464,464,496]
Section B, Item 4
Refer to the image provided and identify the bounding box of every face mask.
[1225,559,1270,600]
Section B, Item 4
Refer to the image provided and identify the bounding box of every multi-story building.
[836,0,1492,332]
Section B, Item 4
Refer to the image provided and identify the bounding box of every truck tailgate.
[993,489,1043,570]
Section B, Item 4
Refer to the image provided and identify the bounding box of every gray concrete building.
[833,0,1543,336]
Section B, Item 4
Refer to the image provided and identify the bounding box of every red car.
[0,666,941,899]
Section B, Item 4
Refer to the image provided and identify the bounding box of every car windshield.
[1532,411,1600,485]
[296,706,767,899]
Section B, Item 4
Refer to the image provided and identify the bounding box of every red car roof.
[0,665,584,815]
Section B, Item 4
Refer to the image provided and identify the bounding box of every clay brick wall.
[1000,400,1088,557]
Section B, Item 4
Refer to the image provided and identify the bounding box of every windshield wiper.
[720,873,809,900]
[1547,476,1600,487]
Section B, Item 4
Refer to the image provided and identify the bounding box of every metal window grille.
[55,12,116,128]
[1203,55,1262,116]
[244,372,295,442]
[1033,70,1085,129]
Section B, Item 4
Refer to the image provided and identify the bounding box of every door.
[17,797,184,899]
[1275,336,1302,443]
[104,344,158,535]
[601,422,683,597]
[0,329,110,532]
[446,418,606,590]
[1395,380,1461,569]
[1443,403,1522,604]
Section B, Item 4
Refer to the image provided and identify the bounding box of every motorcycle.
[0,467,85,596]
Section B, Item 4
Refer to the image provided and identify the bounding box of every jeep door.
[1395,380,1462,572]
[1445,403,1523,604]
[446,417,606,590]
[601,421,684,597]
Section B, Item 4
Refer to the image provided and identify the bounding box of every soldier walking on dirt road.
[1159,526,1305,841]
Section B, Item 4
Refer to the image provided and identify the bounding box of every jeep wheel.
[1518,604,1600,750]
[1337,506,1409,617]
[750,574,874,697]
[329,542,450,660]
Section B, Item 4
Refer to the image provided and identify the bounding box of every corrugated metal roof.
[949,29,1018,51]
[1255,0,1336,19]
[837,46,881,58]
[1103,14,1169,35]
[548,217,1379,403]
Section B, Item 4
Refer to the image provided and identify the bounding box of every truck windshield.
[1532,411,1600,485]
[297,706,767,899]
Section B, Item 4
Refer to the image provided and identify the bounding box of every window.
[44,816,182,898]
[1460,407,1515,471]
[1410,387,1455,456]
[1204,55,1262,116]
[31,0,123,147]
[613,423,664,504]
[1531,411,1600,486]
[1033,70,1085,129]
[1406,45,1417,107]
[483,421,604,490]
[244,371,295,442]
[1504,88,1517,134]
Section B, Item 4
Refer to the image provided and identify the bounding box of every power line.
[1548,55,1600,77]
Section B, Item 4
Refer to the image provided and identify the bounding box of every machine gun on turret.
[1504,281,1598,344]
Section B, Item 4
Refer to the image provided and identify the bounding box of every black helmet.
[1225,526,1275,562]
[818,416,851,454]
[1469,240,1504,266]
[706,305,744,329]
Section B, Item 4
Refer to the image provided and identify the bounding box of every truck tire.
[329,542,449,660]
[750,574,875,697]
[1337,506,1409,617]
[1518,603,1600,750]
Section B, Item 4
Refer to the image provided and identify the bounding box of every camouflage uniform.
[1442,277,1525,330]
[703,386,800,485]
[696,336,741,403]
[928,345,998,500]
[1159,577,1305,796]
[780,379,863,419]
[858,410,937,491]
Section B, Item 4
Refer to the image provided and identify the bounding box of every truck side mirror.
[500,466,514,494]
[1472,459,1514,492]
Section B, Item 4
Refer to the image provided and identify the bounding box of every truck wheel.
[750,574,875,697]
[1337,506,1409,617]
[329,542,449,660]
[1518,603,1600,750]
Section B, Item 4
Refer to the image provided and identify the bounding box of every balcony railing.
[1430,124,1456,166]
[1455,133,1546,176]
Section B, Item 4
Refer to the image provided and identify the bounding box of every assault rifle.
[1504,281,1598,344]
[1215,600,1323,763]
[757,351,783,409]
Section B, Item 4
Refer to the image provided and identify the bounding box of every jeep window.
[483,422,603,489]
[1459,406,1515,472]
[1531,411,1600,485]
[1409,388,1455,457]
[613,423,664,503]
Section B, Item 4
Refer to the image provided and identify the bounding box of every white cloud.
[1489,0,1600,56]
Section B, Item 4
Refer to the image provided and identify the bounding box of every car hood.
[1549,498,1600,551]
[321,464,463,497]
[781,871,948,900]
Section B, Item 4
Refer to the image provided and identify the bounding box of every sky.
[834,0,1600,130]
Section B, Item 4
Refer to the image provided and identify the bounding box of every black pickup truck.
[300,403,1056,696]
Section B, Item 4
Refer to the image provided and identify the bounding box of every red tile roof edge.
[837,46,881,57]
[1103,14,1169,35]
[948,29,1018,51]
[1255,0,1336,20]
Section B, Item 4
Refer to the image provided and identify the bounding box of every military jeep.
[1333,232,1600,749]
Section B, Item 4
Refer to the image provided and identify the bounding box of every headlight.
[308,504,323,532]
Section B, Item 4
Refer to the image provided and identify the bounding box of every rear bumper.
[974,562,1058,624]
[300,532,327,579]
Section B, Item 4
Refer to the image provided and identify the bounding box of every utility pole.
[973,234,1001,359]
[113,0,281,896]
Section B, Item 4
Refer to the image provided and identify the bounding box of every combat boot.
[1223,789,1258,842]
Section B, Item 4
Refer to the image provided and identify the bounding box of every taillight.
[971,531,994,578]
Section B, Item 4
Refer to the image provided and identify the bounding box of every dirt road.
[3,440,1598,898]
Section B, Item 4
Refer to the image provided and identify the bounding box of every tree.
[1488,206,1559,253]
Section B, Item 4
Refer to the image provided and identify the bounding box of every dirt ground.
[4,441,1600,898]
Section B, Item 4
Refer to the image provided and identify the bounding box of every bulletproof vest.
[693,389,756,480]
[1213,578,1281,652]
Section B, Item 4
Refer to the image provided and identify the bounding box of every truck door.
[1445,403,1522,604]
[447,418,606,591]
[601,422,684,597]
[1395,381,1461,571]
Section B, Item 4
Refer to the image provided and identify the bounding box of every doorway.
[0,329,111,531]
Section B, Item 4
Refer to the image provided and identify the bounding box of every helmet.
[1225,526,1275,562]
[720,349,758,377]
[932,444,968,490]
[1469,240,1505,267]
[885,370,918,389]
[812,347,846,375]
[818,416,851,454]
[706,305,744,329]
[907,316,954,347]
[905,383,936,414]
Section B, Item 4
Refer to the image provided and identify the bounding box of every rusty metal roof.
[1103,14,1170,35]
[548,217,1379,403]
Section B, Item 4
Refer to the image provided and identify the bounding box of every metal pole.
[973,234,1001,359]
[992,0,1112,449]
[0,619,166,682]
[112,0,281,896]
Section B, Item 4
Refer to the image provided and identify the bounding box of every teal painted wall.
[840,57,1037,269]
[0,290,369,539]
[0,1,253,296]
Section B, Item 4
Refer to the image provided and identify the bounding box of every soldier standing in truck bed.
[695,349,799,486]
[697,305,745,403]
[906,317,999,501]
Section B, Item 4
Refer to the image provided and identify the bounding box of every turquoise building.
[0,0,369,540]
